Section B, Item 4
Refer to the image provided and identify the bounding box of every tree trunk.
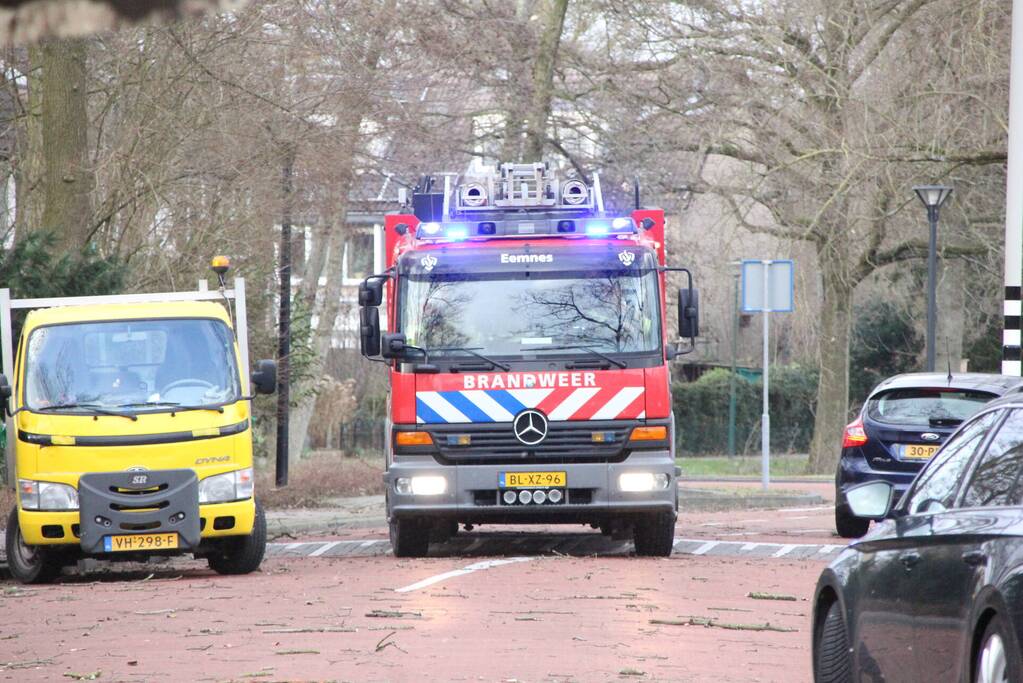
[522,0,568,162]
[935,259,965,372]
[808,242,854,474]
[14,45,45,240]
[40,38,92,251]
[288,223,350,459]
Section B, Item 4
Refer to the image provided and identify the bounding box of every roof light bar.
[414,216,637,242]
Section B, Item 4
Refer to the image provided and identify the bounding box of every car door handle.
[962,550,988,567]
[899,552,922,569]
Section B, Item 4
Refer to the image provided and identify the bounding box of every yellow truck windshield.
[24,318,240,412]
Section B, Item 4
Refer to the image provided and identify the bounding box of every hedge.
[673,365,818,455]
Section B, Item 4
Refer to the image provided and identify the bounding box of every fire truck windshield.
[399,249,662,359]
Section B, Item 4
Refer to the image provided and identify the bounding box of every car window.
[904,410,1000,515]
[960,409,1023,508]
[866,388,994,425]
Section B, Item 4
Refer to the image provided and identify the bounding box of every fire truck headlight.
[420,222,441,235]
[618,472,671,492]
[395,476,447,496]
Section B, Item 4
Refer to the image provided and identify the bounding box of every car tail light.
[842,417,868,448]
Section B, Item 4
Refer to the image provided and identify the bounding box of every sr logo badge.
[131,475,149,485]
[513,409,549,446]
[618,251,636,267]
[421,254,438,271]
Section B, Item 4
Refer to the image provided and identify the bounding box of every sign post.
[741,259,794,490]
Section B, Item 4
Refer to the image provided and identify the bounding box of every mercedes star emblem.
[513,409,549,446]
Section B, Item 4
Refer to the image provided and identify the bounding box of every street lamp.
[913,184,953,372]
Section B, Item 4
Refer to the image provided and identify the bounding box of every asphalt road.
[0,490,840,682]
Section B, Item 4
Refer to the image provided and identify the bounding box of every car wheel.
[976,614,1021,683]
[835,503,870,539]
[633,512,675,557]
[815,601,853,683]
[5,508,62,584]
[207,501,267,575]
[390,517,430,558]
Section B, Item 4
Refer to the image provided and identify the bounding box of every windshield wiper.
[36,403,138,421]
[521,344,627,369]
[116,401,226,414]
[429,347,511,371]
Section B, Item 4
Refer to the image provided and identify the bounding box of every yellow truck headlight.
[198,468,254,504]
[19,479,79,511]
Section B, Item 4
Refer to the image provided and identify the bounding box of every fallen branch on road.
[747,592,798,602]
[649,617,796,633]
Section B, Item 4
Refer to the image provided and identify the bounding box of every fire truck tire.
[632,511,676,557]
[5,508,63,584]
[208,501,267,575]
[390,517,430,557]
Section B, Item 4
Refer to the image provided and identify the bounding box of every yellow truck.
[0,264,277,583]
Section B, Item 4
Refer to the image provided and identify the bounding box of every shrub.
[673,364,818,455]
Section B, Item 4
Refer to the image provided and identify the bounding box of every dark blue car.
[835,373,1023,538]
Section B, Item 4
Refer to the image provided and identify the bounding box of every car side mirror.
[250,360,277,395]
[845,481,895,520]
[678,288,699,339]
[360,307,381,357]
[380,332,408,359]
[359,278,384,307]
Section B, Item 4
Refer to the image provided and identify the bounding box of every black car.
[813,394,1023,683]
[835,372,1023,538]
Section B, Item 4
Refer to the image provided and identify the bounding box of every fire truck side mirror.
[380,332,408,359]
[359,278,384,307]
[360,307,382,357]
[678,288,700,339]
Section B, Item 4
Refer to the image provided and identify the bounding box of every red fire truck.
[359,162,699,557]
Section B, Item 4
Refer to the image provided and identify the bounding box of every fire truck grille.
[428,422,633,464]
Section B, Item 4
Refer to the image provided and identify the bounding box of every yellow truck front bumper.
[18,498,257,547]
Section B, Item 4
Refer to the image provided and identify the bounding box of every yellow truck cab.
[0,274,276,583]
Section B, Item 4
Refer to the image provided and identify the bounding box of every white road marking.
[691,541,720,555]
[309,541,341,557]
[256,537,848,565]
[394,557,536,593]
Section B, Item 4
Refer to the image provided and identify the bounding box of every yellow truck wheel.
[207,500,266,575]
[5,509,63,584]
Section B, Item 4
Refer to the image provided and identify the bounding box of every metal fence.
[338,417,387,459]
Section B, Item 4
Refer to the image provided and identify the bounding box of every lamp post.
[913,185,954,372]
